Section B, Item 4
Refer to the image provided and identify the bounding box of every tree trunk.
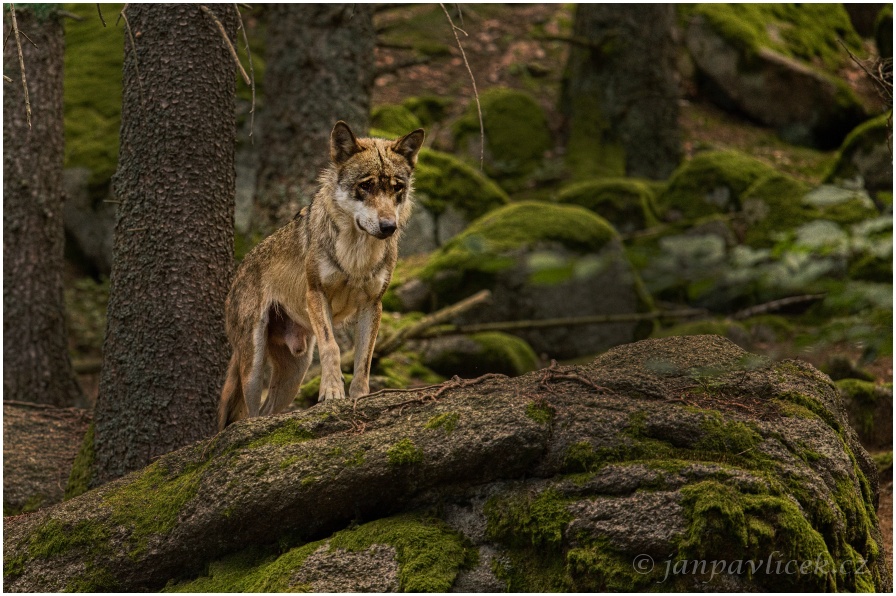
[3,7,84,407]
[3,337,889,592]
[91,4,236,486]
[560,4,682,180]
[253,4,374,233]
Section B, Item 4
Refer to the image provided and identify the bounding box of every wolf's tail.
[218,352,247,431]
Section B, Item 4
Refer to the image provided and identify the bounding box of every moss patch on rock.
[555,178,661,234]
[681,4,863,70]
[402,95,453,127]
[64,422,95,500]
[453,87,552,185]
[825,111,894,193]
[657,150,779,221]
[413,148,510,221]
[387,438,424,466]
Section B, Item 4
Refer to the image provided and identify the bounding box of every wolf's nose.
[379,220,397,237]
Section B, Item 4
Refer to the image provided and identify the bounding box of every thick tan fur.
[219,122,425,430]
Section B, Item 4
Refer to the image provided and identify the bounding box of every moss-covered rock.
[400,149,510,257]
[4,336,890,592]
[555,178,660,234]
[415,201,654,358]
[401,95,453,127]
[651,319,750,349]
[658,150,779,221]
[683,5,867,148]
[836,379,893,450]
[422,332,540,379]
[453,87,552,188]
[825,111,893,195]
[370,104,423,138]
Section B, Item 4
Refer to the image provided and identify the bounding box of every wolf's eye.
[393,182,405,193]
[358,180,374,194]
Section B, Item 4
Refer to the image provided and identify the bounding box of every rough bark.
[560,4,682,180]
[5,336,889,592]
[3,7,84,407]
[253,4,374,232]
[91,4,236,486]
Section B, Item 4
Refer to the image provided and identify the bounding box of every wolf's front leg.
[307,287,345,401]
[350,301,382,398]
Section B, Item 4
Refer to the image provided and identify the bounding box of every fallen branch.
[96,3,106,26]
[421,308,706,338]
[9,3,31,129]
[731,294,826,320]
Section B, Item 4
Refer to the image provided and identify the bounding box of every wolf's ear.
[331,121,363,165]
[391,128,425,167]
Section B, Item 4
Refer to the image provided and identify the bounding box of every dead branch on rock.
[8,3,31,129]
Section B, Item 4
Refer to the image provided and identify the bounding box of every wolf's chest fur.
[317,228,392,323]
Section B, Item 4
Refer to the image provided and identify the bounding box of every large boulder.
[408,201,655,359]
[400,149,509,257]
[555,178,661,235]
[3,402,91,515]
[453,87,552,190]
[4,336,889,592]
[684,5,868,148]
[421,332,540,379]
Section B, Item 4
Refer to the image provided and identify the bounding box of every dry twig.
[440,3,484,170]
[9,3,31,129]
[199,5,250,86]
[97,3,106,27]
[234,3,256,142]
[119,5,145,108]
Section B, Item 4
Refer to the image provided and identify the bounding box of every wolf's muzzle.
[378,220,397,238]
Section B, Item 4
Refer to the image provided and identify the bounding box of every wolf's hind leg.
[219,352,247,431]
[261,305,314,415]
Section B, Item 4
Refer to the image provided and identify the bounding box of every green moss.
[413,148,509,220]
[679,480,837,590]
[370,104,423,138]
[563,441,612,474]
[4,494,46,517]
[555,178,660,233]
[740,173,815,247]
[564,87,626,180]
[402,95,453,127]
[420,201,619,306]
[377,351,443,389]
[694,412,763,455]
[248,418,315,449]
[525,399,554,424]
[329,514,475,591]
[424,412,459,433]
[453,87,552,185]
[64,421,95,500]
[658,150,779,221]
[387,438,423,466]
[682,4,863,70]
[63,3,126,188]
[485,488,572,549]
[567,537,655,591]
[872,451,892,476]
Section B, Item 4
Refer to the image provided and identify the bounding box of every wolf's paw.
[319,378,346,402]
[348,378,370,399]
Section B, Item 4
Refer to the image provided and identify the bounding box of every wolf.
[218,121,425,430]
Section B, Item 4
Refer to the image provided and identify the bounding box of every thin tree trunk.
[253,4,374,233]
[91,4,236,486]
[560,4,682,180]
[3,7,84,407]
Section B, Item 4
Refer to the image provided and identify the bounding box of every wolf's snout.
[378,220,397,237]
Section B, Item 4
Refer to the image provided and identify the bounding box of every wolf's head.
[328,121,424,240]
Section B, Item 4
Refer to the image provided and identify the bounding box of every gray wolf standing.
[218,121,425,430]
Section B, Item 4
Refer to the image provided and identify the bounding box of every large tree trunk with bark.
[3,7,83,407]
[5,337,889,592]
[560,4,682,180]
[90,4,236,486]
[253,4,374,233]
